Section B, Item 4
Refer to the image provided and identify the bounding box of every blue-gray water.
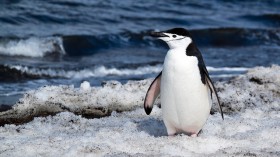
[0,0,280,105]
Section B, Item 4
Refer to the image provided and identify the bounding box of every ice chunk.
[0,79,156,125]
[80,81,91,91]
[213,65,280,114]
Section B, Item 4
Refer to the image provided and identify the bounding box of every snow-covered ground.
[0,65,279,156]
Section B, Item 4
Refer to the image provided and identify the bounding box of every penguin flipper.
[203,68,224,120]
[144,71,162,115]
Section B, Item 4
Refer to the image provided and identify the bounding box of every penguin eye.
[172,35,177,38]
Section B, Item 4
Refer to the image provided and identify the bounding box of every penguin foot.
[190,134,197,137]
[165,122,177,136]
[167,130,176,136]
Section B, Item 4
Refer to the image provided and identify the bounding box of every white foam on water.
[8,64,163,78]
[210,74,241,78]
[207,66,249,72]
[7,64,248,79]
[0,37,65,57]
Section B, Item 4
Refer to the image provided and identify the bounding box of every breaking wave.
[0,37,65,57]
[3,64,162,79]
[63,28,280,56]
[0,27,279,58]
[1,64,248,81]
[206,67,249,72]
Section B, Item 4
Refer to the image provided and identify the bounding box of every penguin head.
[150,28,192,49]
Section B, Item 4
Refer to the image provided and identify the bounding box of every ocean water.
[0,0,280,105]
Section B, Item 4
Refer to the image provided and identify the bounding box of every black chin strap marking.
[166,37,186,42]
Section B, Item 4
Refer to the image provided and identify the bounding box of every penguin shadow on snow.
[137,119,205,137]
[136,118,167,137]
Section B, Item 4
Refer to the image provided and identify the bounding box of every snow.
[80,81,91,91]
[0,65,279,156]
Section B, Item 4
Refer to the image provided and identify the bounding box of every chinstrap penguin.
[144,28,224,137]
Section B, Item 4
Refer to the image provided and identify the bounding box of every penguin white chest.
[161,49,211,135]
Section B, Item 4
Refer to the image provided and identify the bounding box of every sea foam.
[6,64,247,79]
[0,37,65,57]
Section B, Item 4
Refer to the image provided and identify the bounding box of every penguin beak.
[150,31,169,38]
